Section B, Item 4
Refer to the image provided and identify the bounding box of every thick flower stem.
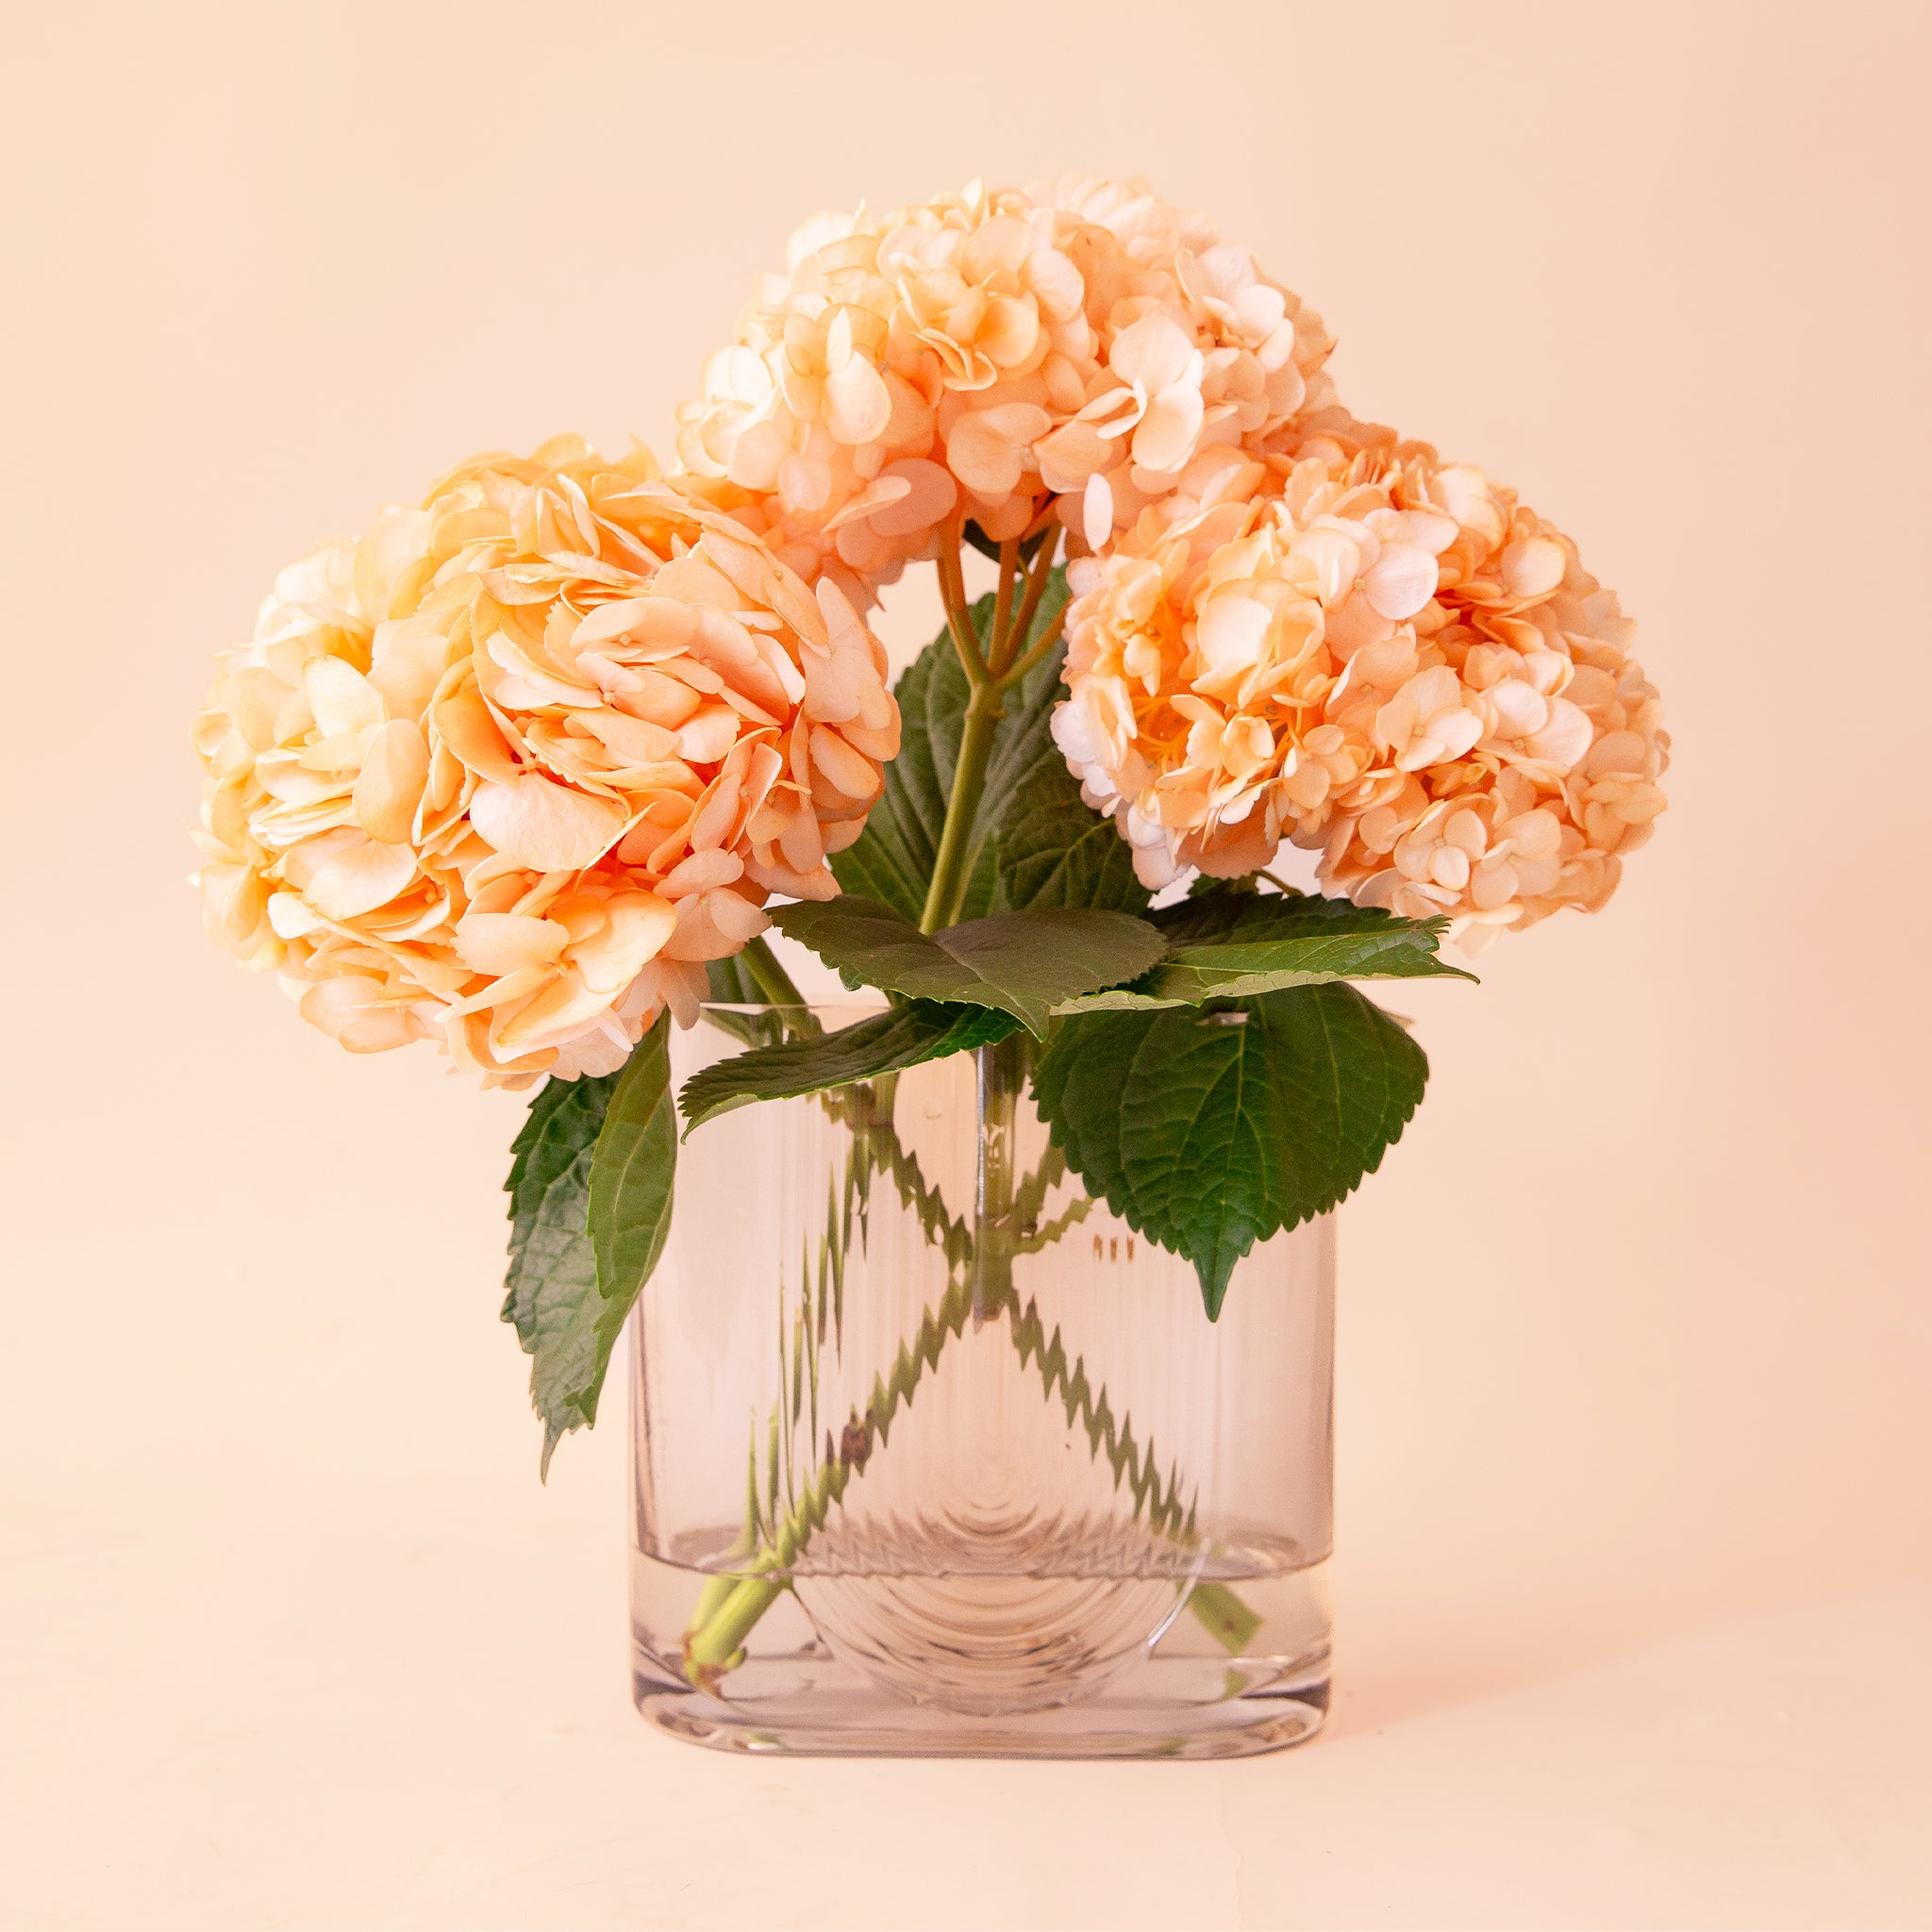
[918,522,1066,935]
[681,1574,786,1690]
[918,683,1003,934]
[680,1269,980,1690]
[934,512,988,687]
[989,537,1020,667]
[739,934,817,1024]
[994,602,1066,694]
[972,1029,1028,1318]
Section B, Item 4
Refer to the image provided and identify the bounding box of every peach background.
[4,3,1930,1926]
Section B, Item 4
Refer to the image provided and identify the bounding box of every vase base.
[630,1655,1327,1760]
[629,1542,1331,1759]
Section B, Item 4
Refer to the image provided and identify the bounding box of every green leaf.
[1058,892,1474,1012]
[1028,1008,1146,1241]
[995,754,1150,914]
[771,895,1165,1036]
[830,567,1144,921]
[521,1020,679,1468]
[502,1069,619,1475]
[1033,984,1428,1317]
[678,1000,1022,1133]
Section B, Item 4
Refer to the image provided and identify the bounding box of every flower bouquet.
[194,175,1665,1757]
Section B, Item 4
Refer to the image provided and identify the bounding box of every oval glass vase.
[627,1004,1335,1759]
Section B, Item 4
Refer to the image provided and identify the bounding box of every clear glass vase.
[627,1004,1335,1758]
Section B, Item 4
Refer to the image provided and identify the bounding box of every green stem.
[1005,529,1061,673]
[996,601,1067,694]
[972,1030,1027,1317]
[739,933,817,1023]
[914,522,1070,936]
[935,513,988,687]
[988,537,1020,672]
[680,1268,980,1690]
[918,681,1003,933]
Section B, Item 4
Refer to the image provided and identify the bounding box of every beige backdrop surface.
[3,4,1929,1928]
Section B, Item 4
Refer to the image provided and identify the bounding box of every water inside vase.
[627,1019,1334,1757]
[630,1296,1330,1740]
[629,1536,1331,1751]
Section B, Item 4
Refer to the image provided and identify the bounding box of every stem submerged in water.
[972,1029,1027,1318]
[680,1265,981,1690]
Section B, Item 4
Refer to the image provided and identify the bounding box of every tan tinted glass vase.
[628,1006,1335,1758]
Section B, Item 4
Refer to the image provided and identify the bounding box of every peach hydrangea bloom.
[1052,419,1667,947]
[193,436,898,1083]
[1026,174,1337,552]
[674,176,1336,601]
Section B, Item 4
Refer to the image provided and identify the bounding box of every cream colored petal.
[808,725,881,800]
[868,458,958,537]
[352,718,431,843]
[300,975,424,1054]
[778,454,831,512]
[453,911,572,976]
[469,776,626,872]
[824,474,912,532]
[578,708,679,764]
[977,291,1041,369]
[1082,473,1114,552]
[569,893,677,991]
[1524,696,1593,769]
[572,598,654,645]
[305,836,418,920]
[1129,389,1204,474]
[353,508,433,622]
[742,856,838,901]
[366,616,451,723]
[824,353,892,446]
[704,889,770,944]
[225,666,295,751]
[1109,313,1197,393]
[660,848,744,898]
[1363,544,1440,622]
[431,686,522,783]
[1195,595,1272,676]
[1486,679,1549,739]
[306,655,385,739]
[946,410,1028,497]
[660,888,770,960]
[1501,537,1566,599]
[675,705,742,765]
[494,971,612,1053]
[265,890,322,941]
[200,862,267,945]
[1293,526,1362,607]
